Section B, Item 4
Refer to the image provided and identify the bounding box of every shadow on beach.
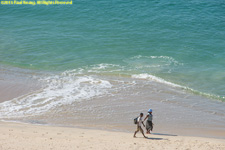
[152,133,177,137]
[134,137,165,140]
[146,137,164,140]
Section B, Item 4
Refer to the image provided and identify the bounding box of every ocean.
[0,0,225,138]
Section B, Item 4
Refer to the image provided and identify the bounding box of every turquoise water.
[0,0,225,100]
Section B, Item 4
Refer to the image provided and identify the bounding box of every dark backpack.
[134,117,138,124]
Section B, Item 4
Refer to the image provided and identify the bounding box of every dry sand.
[0,122,224,150]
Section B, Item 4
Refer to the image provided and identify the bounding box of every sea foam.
[132,73,182,88]
[0,72,113,118]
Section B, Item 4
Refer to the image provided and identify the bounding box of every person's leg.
[140,127,147,138]
[133,131,137,137]
[150,121,153,133]
[133,126,139,137]
[146,121,150,134]
[145,121,148,134]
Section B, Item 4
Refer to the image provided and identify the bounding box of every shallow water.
[1,0,225,100]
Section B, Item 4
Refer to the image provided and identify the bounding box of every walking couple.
[133,109,153,138]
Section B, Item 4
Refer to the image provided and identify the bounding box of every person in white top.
[133,113,147,138]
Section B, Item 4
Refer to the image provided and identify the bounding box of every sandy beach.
[0,121,225,150]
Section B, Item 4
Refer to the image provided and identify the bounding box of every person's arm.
[142,121,145,127]
[144,115,149,121]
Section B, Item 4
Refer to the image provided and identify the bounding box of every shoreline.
[0,66,225,140]
[0,121,225,150]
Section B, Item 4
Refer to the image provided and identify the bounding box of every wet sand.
[0,80,39,103]
[0,67,40,103]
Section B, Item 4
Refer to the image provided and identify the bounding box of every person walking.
[133,113,147,138]
[144,109,153,134]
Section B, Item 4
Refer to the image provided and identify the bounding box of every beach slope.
[0,122,224,150]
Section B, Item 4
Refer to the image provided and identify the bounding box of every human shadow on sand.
[152,133,177,137]
[134,137,165,140]
[146,137,164,140]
